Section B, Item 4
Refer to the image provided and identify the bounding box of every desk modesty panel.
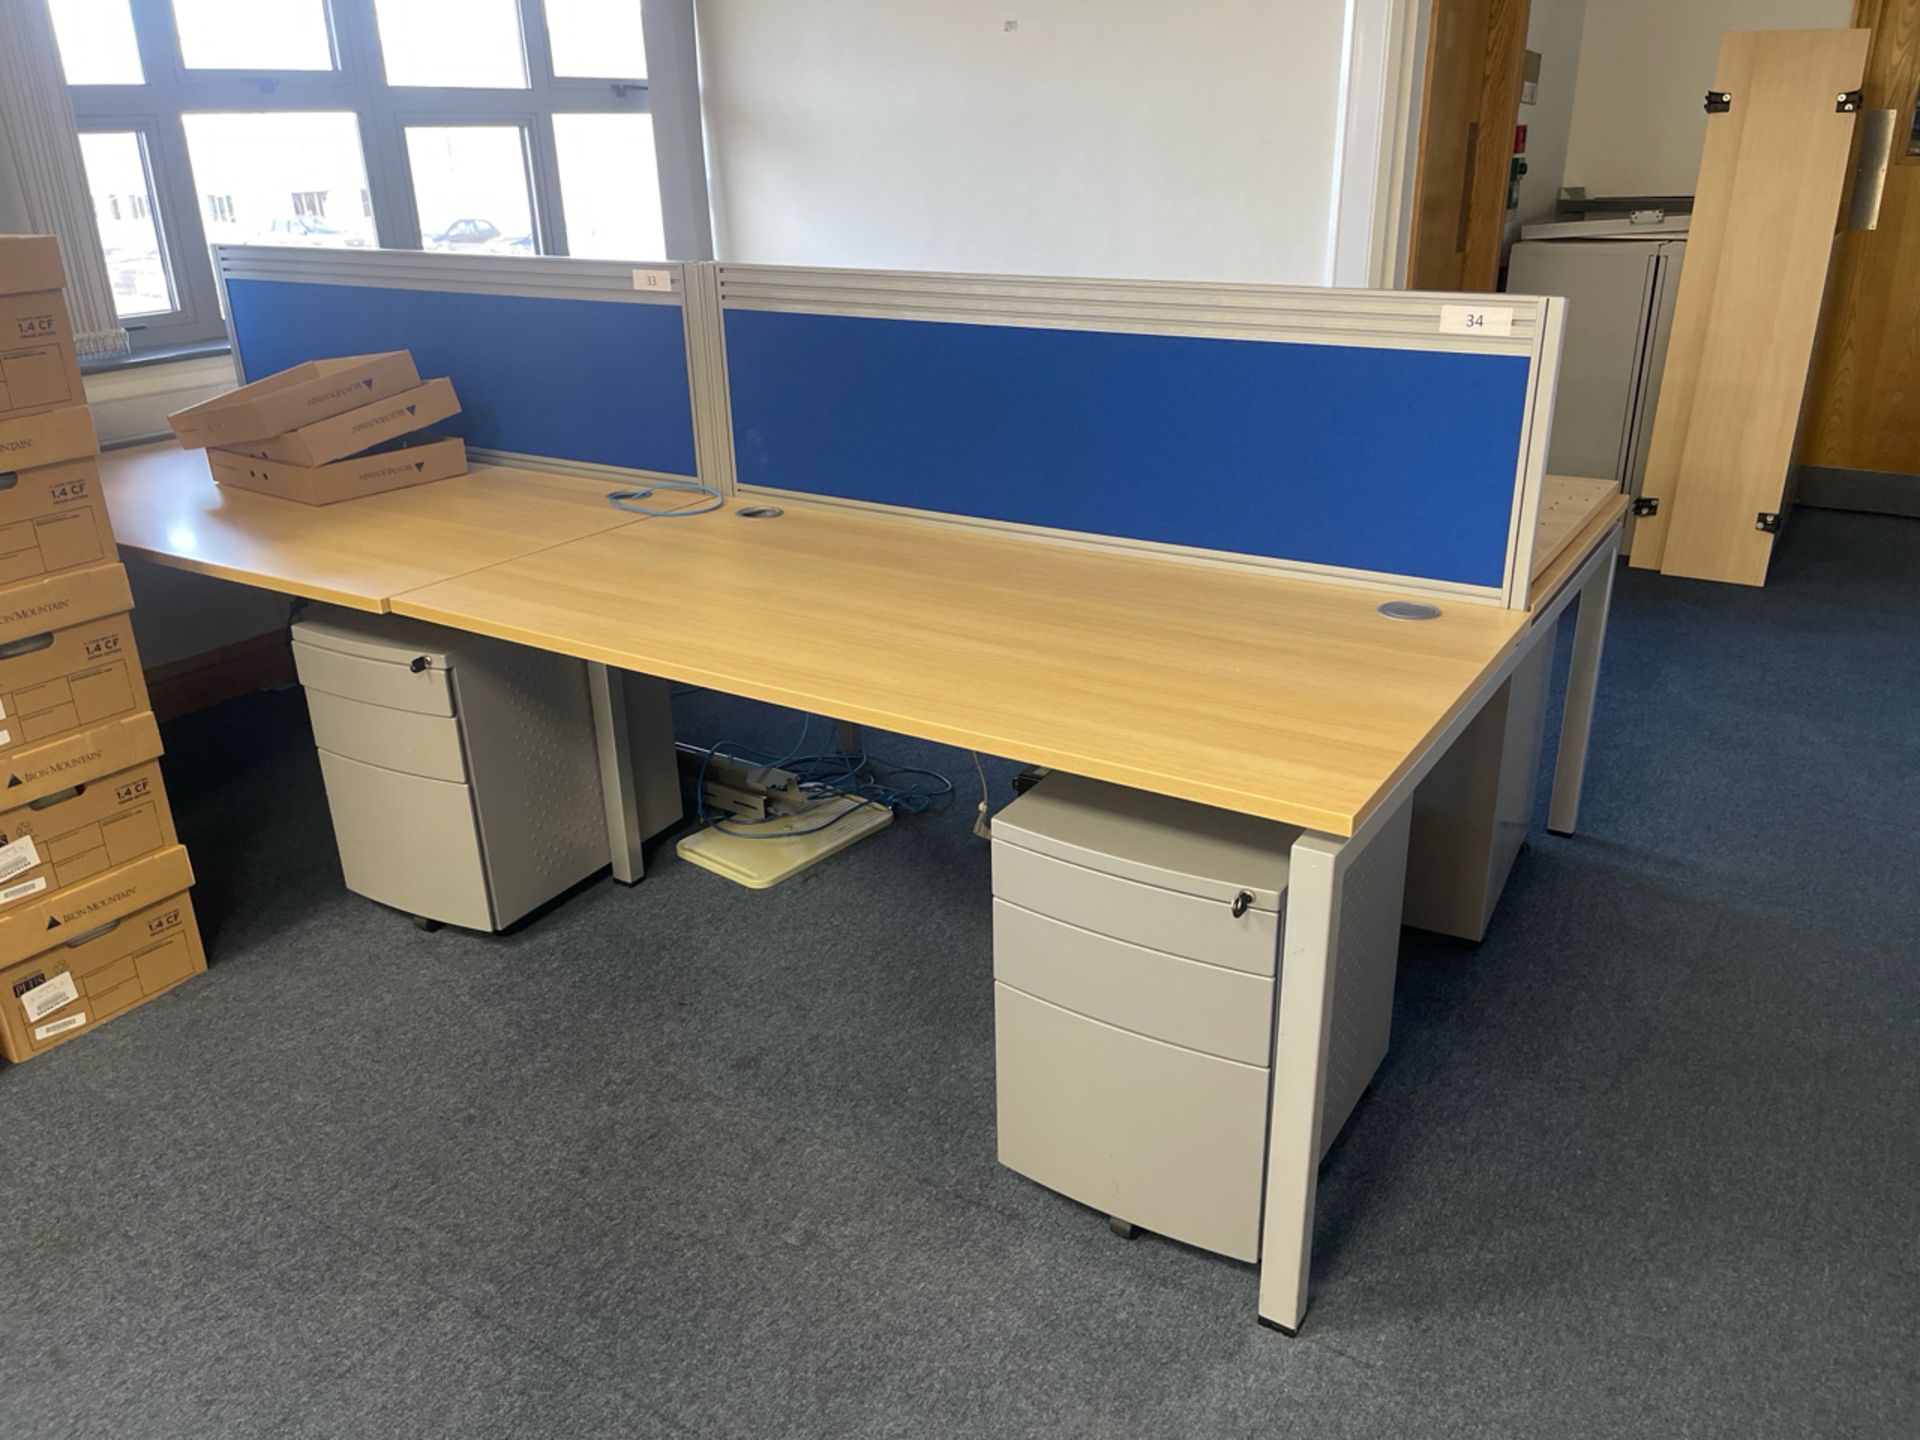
[709,265,1566,607]
[215,248,702,480]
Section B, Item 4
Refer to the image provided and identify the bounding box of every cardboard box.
[2,242,82,422]
[209,434,467,506]
[0,292,85,422]
[2,709,161,793]
[0,564,147,758]
[0,404,98,474]
[1,885,204,1061]
[168,352,420,450]
[0,236,66,294]
[0,456,117,585]
[0,715,172,912]
[244,377,461,468]
[0,842,193,970]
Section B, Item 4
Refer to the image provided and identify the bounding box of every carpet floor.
[1,508,1914,1438]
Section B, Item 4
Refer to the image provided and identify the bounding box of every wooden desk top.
[99,442,652,611]
[102,438,1623,832]
[392,502,1543,836]
[1531,477,1628,610]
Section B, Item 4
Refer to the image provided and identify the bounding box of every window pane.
[172,0,334,71]
[553,114,665,260]
[406,127,537,255]
[47,0,144,84]
[374,0,527,88]
[181,113,377,257]
[78,132,175,317]
[546,0,646,79]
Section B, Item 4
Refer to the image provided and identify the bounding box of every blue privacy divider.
[722,309,1532,589]
[226,278,698,477]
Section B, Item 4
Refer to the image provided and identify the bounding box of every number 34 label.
[1439,304,1514,337]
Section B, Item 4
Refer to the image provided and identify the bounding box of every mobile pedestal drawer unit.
[990,772,1411,1263]
[291,606,662,931]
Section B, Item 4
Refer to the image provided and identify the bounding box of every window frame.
[62,0,699,357]
[74,121,184,322]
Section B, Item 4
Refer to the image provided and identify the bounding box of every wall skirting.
[1796,465,1920,520]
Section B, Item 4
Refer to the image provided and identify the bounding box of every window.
[48,0,145,84]
[75,130,175,318]
[553,113,664,259]
[406,127,539,254]
[56,0,690,357]
[545,0,646,80]
[171,0,336,71]
[181,113,376,251]
[374,0,528,88]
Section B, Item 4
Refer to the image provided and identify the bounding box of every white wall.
[1510,0,1588,231]
[85,354,235,447]
[1562,0,1854,197]
[696,0,1353,284]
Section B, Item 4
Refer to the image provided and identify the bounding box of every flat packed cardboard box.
[1,885,203,1061]
[0,236,66,294]
[0,728,174,911]
[0,456,117,585]
[0,403,97,474]
[0,564,146,757]
[209,434,467,505]
[169,352,420,450]
[245,377,461,468]
[1,238,83,423]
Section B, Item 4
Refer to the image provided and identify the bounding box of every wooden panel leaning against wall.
[1629,27,1871,587]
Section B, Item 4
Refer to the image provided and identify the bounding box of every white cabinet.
[1507,225,1686,553]
[989,772,1404,1262]
[292,606,671,931]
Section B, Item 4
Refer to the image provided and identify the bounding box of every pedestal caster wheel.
[1109,1216,1140,1240]
[411,915,441,932]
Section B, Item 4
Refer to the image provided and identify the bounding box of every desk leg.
[1548,532,1620,838]
[1257,830,1348,1335]
[589,663,645,884]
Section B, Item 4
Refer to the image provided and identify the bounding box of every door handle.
[1848,109,1897,231]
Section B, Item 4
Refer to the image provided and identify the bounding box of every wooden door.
[1407,0,1531,292]
[1629,29,1870,586]
[1799,0,1920,489]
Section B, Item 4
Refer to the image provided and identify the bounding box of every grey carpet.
[2,508,1915,1438]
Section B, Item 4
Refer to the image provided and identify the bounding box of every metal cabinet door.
[1507,239,1660,487]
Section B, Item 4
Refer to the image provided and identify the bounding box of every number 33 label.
[1439,304,1514,337]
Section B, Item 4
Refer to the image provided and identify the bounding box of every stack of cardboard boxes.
[0,235,205,1064]
[170,351,463,504]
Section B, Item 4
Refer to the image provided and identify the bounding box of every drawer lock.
[1231,890,1254,919]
